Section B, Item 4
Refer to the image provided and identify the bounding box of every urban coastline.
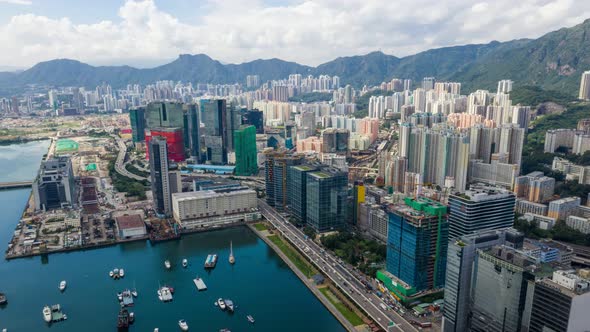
[2,49,590,332]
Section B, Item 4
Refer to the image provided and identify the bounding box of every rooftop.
[115,214,144,230]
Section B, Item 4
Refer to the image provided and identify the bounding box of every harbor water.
[0,141,345,331]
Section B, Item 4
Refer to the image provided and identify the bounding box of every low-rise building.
[115,214,147,239]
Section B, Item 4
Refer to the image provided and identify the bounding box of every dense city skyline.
[1,0,590,69]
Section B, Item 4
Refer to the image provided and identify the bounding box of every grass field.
[319,287,364,326]
[267,235,316,277]
[253,222,268,231]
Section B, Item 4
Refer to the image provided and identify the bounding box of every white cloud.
[0,0,32,5]
[0,0,589,68]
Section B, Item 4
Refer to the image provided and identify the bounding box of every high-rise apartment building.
[321,128,349,155]
[129,107,146,142]
[448,185,516,240]
[233,125,258,176]
[422,77,436,91]
[246,75,260,88]
[386,197,449,292]
[149,136,172,216]
[470,245,537,332]
[32,156,77,211]
[306,168,348,232]
[497,79,514,94]
[529,270,590,332]
[442,228,524,332]
[578,71,590,100]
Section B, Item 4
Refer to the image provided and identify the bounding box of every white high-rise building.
[579,71,590,100]
[497,80,514,94]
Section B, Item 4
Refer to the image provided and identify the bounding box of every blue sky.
[0,0,589,69]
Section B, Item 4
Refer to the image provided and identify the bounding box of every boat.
[119,269,125,278]
[217,298,226,310]
[129,312,135,323]
[131,289,138,298]
[204,254,218,269]
[182,258,188,268]
[157,286,173,302]
[117,308,130,330]
[220,329,232,332]
[178,319,189,331]
[154,329,159,332]
[225,299,234,312]
[117,292,123,302]
[120,289,134,307]
[229,241,235,264]
[193,277,207,291]
[42,306,52,322]
[0,293,7,305]
[109,270,114,278]
[114,268,119,275]
[247,315,255,324]
[59,281,66,292]
[164,260,171,269]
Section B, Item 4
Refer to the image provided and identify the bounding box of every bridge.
[0,181,33,190]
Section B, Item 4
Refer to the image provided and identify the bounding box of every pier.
[0,181,33,190]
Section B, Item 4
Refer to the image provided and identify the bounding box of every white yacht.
[119,269,125,277]
[182,258,188,268]
[109,270,114,278]
[229,241,235,264]
[178,319,189,331]
[42,306,51,322]
[59,281,66,292]
[217,298,226,310]
[164,260,171,269]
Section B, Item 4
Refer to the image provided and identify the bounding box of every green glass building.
[306,168,348,232]
[129,107,146,142]
[234,125,258,176]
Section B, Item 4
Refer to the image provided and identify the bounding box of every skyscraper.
[288,164,318,223]
[129,107,146,142]
[145,101,184,128]
[442,228,524,332]
[448,185,516,240]
[386,197,448,292]
[578,70,590,100]
[422,77,436,91]
[200,99,236,164]
[234,125,258,176]
[185,103,200,161]
[322,128,349,155]
[264,150,304,210]
[497,79,514,94]
[149,136,172,216]
[306,168,348,232]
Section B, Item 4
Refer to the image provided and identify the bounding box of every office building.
[471,246,537,332]
[145,127,185,162]
[448,185,516,240]
[288,164,318,223]
[241,109,264,134]
[234,125,258,176]
[201,99,231,164]
[579,71,590,100]
[264,150,304,211]
[172,189,258,229]
[352,181,366,225]
[129,107,146,142]
[145,101,184,129]
[185,103,200,161]
[306,168,348,232]
[32,156,77,211]
[443,228,524,332]
[149,136,172,216]
[548,197,581,221]
[386,197,448,292]
[529,270,590,332]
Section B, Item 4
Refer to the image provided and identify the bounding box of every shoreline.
[247,223,357,332]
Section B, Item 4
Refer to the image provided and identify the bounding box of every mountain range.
[1,18,590,96]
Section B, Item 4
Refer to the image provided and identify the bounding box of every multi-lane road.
[258,199,418,332]
[113,136,149,181]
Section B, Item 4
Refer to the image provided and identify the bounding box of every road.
[113,136,149,181]
[258,199,418,332]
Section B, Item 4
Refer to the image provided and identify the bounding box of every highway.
[113,136,149,182]
[258,199,417,332]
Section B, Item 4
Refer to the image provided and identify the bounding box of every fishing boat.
[42,306,52,323]
[182,258,188,268]
[217,298,226,310]
[178,319,189,331]
[229,241,235,264]
[117,308,130,331]
[0,293,7,305]
[247,315,255,324]
[120,289,134,307]
[59,281,66,292]
[157,286,173,302]
[129,312,135,323]
[164,260,171,270]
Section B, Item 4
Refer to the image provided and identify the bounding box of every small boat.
[225,299,234,312]
[0,293,7,305]
[178,319,189,331]
[164,260,171,270]
[42,306,52,322]
[117,308,130,330]
[154,329,159,332]
[229,241,235,264]
[204,254,218,268]
[109,270,114,278]
[157,286,173,302]
[220,329,232,332]
[247,315,255,324]
[117,293,123,302]
[120,289,134,307]
[114,268,119,275]
[182,258,188,268]
[119,269,125,278]
[59,281,66,292]
[131,289,138,298]
[217,298,226,310]
[129,312,135,323]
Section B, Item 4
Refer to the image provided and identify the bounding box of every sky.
[0,0,589,69]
